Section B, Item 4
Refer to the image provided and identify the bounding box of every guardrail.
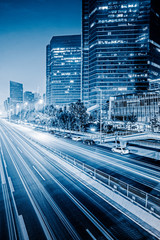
[38,142,160,218]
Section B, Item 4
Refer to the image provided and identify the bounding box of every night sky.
[0,0,81,108]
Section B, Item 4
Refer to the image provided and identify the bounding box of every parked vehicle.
[49,130,55,134]
[72,136,82,141]
[83,139,95,145]
[111,147,130,155]
[63,133,72,139]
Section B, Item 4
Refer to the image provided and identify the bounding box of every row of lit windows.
[53,72,79,76]
[89,3,139,18]
[90,40,148,48]
[95,52,147,57]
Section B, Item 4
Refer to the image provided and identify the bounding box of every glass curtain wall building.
[10,81,23,105]
[46,35,81,106]
[82,0,160,107]
[24,91,34,103]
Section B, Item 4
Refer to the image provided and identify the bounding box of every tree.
[45,104,57,117]
[69,100,89,131]
[103,123,114,133]
[150,115,159,132]
[89,110,100,123]
[127,114,137,123]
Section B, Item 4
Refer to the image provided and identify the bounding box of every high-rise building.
[46,35,81,106]
[4,98,10,111]
[10,81,23,105]
[24,91,34,103]
[34,92,41,102]
[82,0,160,106]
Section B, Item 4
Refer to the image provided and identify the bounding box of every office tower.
[24,91,34,103]
[10,81,23,105]
[4,98,10,111]
[46,35,81,106]
[82,0,160,106]
[34,92,41,102]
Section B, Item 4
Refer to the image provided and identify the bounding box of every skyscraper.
[24,91,34,103]
[10,81,23,105]
[82,0,160,106]
[46,35,81,106]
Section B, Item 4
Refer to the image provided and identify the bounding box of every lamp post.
[24,102,28,121]
[8,107,11,122]
[99,89,102,144]
[95,88,103,144]
[8,102,13,122]
[38,99,44,113]
[37,99,45,126]
[17,104,21,122]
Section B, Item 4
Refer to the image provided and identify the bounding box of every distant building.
[24,91,34,103]
[33,92,41,102]
[4,98,10,111]
[82,0,160,106]
[10,81,23,106]
[46,35,81,106]
[109,91,160,123]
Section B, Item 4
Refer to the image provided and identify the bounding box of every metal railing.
[39,143,160,218]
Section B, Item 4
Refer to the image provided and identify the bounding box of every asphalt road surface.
[0,119,158,240]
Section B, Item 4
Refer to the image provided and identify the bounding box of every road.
[9,121,160,197]
[0,119,158,240]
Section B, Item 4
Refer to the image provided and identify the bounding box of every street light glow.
[38,99,43,104]
[90,127,96,132]
[24,102,28,106]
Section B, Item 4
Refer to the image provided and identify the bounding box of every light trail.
[2,120,160,195]
[1,120,160,239]
[1,128,81,240]
[2,123,115,240]
[86,229,97,240]
[7,120,160,181]
[33,166,45,181]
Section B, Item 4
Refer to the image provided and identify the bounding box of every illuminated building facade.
[109,91,160,123]
[82,0,160,106]
[46,35,81,106]
[24,91,34,103]
[10,81,23,105]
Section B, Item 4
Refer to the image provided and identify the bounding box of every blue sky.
[0,0,81,106]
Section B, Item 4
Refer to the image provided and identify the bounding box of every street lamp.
[38,99,45,114]
[17,104,21,122]
[38,99,43,105]
[90,127,96,132]
[24,102,28,107]
[99,90,103,144]
[24,102,29,122]
[95,88,103,144]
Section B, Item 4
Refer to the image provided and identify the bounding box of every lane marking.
[0,159,6,184]
[18,147,22,153]
[6,120,160,181]
[86,229,97,240]
[19,215,29,240]
[8,177,14,192]
[4,126,113,240]
[33,166,45,181]
[1,122,160,239]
